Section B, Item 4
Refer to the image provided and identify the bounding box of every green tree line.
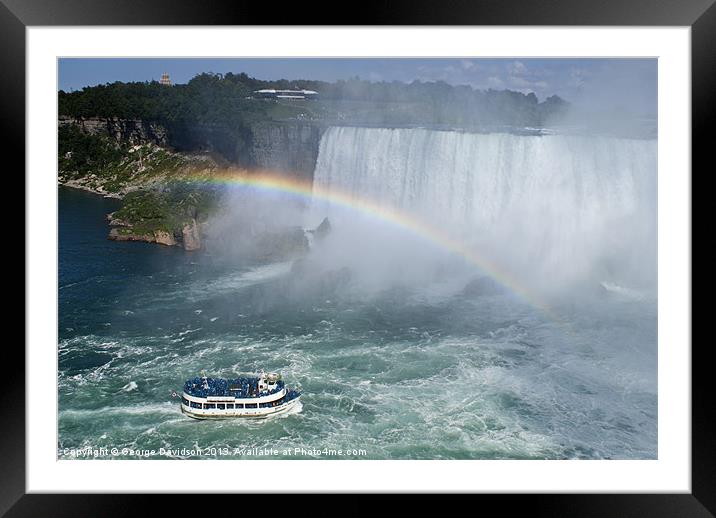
[58,72,569,128]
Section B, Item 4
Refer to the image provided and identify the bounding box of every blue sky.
[59,58,657,116]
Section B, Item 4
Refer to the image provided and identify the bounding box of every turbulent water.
[58,127,657,460]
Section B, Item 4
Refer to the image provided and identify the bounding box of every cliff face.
[161,120,324,179]
[62,117,325,180]
[162,121,244,165]
[59,116,168,146]
[181,219,202,251]
[247,122,323,180]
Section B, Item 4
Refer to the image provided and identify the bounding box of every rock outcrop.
[181,219,202,251]
[59,116,168,146]
[106,211,201,251]
[462,276,506,296]
[311,217,332,241]
[108,227,178,247]
[106,213,131,227]
[153,230,178,246]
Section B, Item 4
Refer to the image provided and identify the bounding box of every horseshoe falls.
[58,127,657,460]
[312,127,657,297]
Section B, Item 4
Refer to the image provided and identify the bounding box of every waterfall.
[312,126,657,291]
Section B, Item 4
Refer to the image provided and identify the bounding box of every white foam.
[163,261,294,304]
[600,281,646,300]
[121,381,138,392]
[60,402,179,418]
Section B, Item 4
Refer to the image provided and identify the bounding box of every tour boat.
[179,371,301,419]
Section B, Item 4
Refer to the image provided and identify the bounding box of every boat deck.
[183,376,284,399]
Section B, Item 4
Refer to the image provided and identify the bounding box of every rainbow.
[192,169,559,320]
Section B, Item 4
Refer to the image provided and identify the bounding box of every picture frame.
[9,0,706,513]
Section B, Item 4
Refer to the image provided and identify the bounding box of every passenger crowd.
[183,376,287,399]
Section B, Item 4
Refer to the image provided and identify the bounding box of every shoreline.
[58,180,124,199]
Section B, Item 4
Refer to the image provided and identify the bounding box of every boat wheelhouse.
[180,371,301,419]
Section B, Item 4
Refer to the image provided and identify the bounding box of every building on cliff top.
[254,89,318,100]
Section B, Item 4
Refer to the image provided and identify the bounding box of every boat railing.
[183,376,286,399]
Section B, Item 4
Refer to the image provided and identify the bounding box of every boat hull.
[180,396,301,420]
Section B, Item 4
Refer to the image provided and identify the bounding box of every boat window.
[235,404,244,409]
[181,397,190,406]
[217,404,225,410]
[227,404,234,409]
[245,403,257,409]
[190,401,202,409]
[204,403,216,409]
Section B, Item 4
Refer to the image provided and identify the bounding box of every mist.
[195,59,658,310]
[544,59,657,139]
[202,183,309,263]
[310,127,656,300]
[198,125,656,312]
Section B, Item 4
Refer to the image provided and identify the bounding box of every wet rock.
[462,276,506,296]
[181,219,201,251]
[313,217,332,240]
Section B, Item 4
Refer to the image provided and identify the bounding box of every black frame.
[8,0,707,514]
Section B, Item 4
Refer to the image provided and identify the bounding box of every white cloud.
[513,77,544,88]
[510,76,531,88]
[503,60,553,93]
[487,76,504,88]
[507,61,528,76]
[568,68,587,88]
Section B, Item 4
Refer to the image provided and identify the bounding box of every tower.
[159,72,171,86]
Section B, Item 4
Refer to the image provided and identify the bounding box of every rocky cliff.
[247,122,323,180]
[103,188,215,251]
[59,116,168,146]
[107,215,204,250]
[61,117,324,179]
